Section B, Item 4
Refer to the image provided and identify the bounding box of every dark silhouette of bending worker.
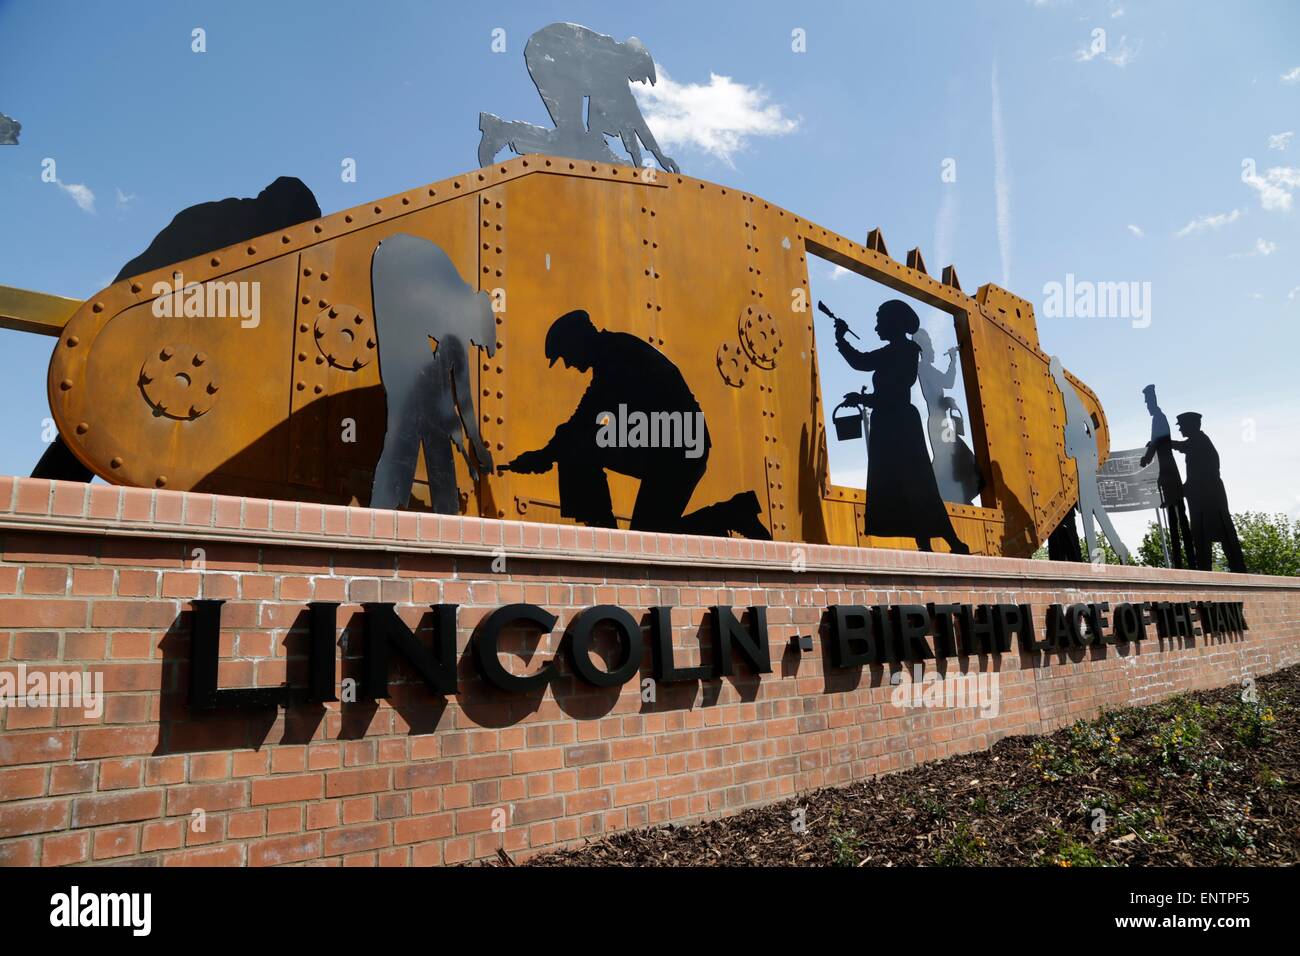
[833,300,970,554]
[1169,413,1246,573]
[503,310,768,538]
[478,22,680,172]
[1138,384,1195,569]
[369,234,496,513]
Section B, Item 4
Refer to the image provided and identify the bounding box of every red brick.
[0,840,38,866]
[0,599,86,628]
[249,833,321,867]
[98,757,144,790]
[0,766,46,799]
[324,823,389,857]
[142,819,186,852]
[0,731,74,766]
[41,831,89,866]
[93,826,139,860]
[165,845,245,866]
[251,774,323,806]
[325,768,390,798]
[70,790,163,828]
[91,601,179,628]
[0,799,68,837]
[22,566,68,594]
[166,781,247,815]
[76,726,158,759]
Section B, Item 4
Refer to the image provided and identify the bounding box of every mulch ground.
[511,665,1299,866]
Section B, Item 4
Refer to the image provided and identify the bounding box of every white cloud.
[828,264,852,281]
[991,60,1012,287]
[1267,131,1294,151]
[1243,166,1299,212]
[1282,66,1300,84]
[1126,223,1144,237]
[1288,285,1300,301]
[1230,237,1277,258]
[633,65,798,166]
[1174,208,1242,237]
[115,187,136,211]
[1075,34,1140,67]
[57,180,95,214]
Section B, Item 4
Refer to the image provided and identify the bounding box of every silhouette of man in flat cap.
[1139,384,1195,568]
[1170,413,1246,573]
[503,310,768,538]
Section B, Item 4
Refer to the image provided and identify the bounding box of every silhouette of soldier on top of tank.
[1139,384,1195,569]
[1169,412,1247,573]
[477,22,680,173]
[501,310,769,539]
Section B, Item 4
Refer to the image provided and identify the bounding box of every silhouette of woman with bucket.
[832,300,970,554]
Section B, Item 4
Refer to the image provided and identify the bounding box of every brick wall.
[1,476,1298,867]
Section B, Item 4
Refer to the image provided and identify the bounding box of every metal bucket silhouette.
[832,401,863,442]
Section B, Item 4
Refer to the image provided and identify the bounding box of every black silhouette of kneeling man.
[1169,413,1246,573]
[503,310,770,539]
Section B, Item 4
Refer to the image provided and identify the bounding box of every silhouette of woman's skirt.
[927,416,982,504]
[865,401,954,539]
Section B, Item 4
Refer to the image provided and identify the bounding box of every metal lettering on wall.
[186,596,1249,711]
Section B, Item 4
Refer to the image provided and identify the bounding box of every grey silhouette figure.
[834,300,970,554]
[0,113,19,145]
[369,234,496,513]
[477,22,680,173]
[1049,355,1130,564]
[1138,384,1195,569]
[914,328,981,504]
[1169,413,1246,573]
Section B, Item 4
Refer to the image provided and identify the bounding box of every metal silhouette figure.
[1047,505,1085,562]
[477,22,680,173]
[369,234,496,512]
[32,176,322,483]
[1169,413,1246,573]
[1049,355,1130,564]
[501,310,769,539]
[0,112,19,145]
[833,300,970,554]
[1138,384,1195,569]
[914,327,981,504]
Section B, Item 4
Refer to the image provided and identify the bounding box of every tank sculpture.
[0,154,1109,557]
[0,21,1112,558]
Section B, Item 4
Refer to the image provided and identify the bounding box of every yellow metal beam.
[0,285,82,336]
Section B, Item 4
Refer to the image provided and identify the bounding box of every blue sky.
[1,0,1297,547]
